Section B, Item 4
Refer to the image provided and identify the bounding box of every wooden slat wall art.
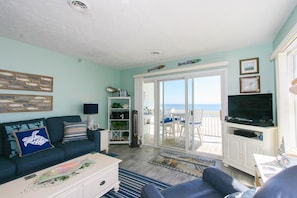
[0,94,53,113]
[0,69,53,92]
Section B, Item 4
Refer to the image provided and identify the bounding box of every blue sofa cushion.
[0,127,4,156]
[141,167,249,198]
[54,140,95,160]
[141,184,165,198]
[225,188,257,198]
[0,156,16,183]
[46,115,82,143]
[13,127,54,157]
[254,165,297,198]
[62,121,88,143]
[161,179,222,198]
[11,147,65,176]
[203,167,249,196]
[1,118,46,158]
[161,117,173,123]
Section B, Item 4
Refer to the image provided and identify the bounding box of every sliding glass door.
[186,75,222,155]
[143,82,155,145]
[142,70,225,156]
[159,79,186,149]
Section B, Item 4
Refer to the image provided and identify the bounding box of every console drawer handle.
[100,180,106,186]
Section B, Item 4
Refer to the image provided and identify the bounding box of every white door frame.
[141,68,228,155]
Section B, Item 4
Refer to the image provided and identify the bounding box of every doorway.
[159,79,186,150]
[186,76,222,155]
[142,70,225,157]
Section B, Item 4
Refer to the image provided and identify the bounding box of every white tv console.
[223,122,278,176]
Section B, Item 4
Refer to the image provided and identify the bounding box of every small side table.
[253,154,284,186]
[100,129,109,153]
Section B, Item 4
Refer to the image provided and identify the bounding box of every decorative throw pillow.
[13,127,54,157]
[2,118,46,158]
[224,188,258,198]
[62,121,88,143]
[162,117,173,123]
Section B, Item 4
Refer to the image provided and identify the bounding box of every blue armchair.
[141,165,297,198]
[141,167,249,198]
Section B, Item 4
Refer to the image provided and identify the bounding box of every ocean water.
[163,104,221,111]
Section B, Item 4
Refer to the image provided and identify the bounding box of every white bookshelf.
[108,97,131,145]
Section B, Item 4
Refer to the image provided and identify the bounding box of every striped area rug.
[103,168,171,198]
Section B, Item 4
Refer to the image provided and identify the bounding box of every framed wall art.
[0,94,53,113]
[240,58,259,75]
[240,76,260,93]
[0,69,53,92]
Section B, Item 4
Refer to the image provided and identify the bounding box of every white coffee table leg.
[113,182,120,192]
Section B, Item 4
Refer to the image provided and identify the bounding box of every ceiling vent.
[68,0,89,12]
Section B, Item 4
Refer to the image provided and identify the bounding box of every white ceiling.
[0,0,296,69]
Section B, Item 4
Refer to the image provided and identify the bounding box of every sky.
[163,76,221,104]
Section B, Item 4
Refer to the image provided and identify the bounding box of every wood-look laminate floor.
[108,144,254,187]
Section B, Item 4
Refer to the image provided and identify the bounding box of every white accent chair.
[180,109,204,144]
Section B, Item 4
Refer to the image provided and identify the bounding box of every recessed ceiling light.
[151,51,161,55]
[68,0,89,12]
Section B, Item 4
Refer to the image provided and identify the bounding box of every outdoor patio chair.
[180,109,204,144]
[160,109,176,138]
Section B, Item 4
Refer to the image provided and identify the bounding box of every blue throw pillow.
[162,117,173,123]
[2,118,46,158]
[13,127,54,157]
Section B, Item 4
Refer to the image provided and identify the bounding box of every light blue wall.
[0,37,120,128]
[273,6,297,49]
[5,5,297,126]
[121,6,297,114]
[120,43,275,109]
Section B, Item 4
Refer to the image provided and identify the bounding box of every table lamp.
[290,78,297,94]
[83,104,98,129]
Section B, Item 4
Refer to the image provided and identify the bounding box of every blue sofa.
[141,165,297,198]
[0,115,101,184]
[141,167,249,198]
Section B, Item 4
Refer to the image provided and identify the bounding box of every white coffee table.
[253,154,283,186]
[0,152,122,198]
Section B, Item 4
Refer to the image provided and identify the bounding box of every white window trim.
[133,61,228,78]
[134,61,228,146]
[135,67,227,153]
[275,53,296,152]
[273,22,297,153]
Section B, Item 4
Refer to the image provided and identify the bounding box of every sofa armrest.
[254,165,297,198]
[87,129,101,152]
[141,184,164,198]
[87,129,95,141]
[202,167,249,196]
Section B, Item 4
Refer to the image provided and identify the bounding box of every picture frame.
[240,58,259,75]
[0,94,53,113]
[0,69,53,92]
[240,76,260,93]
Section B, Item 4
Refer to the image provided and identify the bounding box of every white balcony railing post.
[201,110,222,137]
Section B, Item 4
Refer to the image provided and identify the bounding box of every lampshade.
[83,104,98,114]
[289,78,297,94]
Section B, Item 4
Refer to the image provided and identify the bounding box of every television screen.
[228,93,273,126]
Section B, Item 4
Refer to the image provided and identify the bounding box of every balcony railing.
[144,110,222,138]
[201,110,222,137]
[169,109,222,138]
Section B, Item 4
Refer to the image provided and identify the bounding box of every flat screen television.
[227,93,274,127]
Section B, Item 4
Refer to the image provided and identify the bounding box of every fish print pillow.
[13,127,54,157]
[2,118,46,158]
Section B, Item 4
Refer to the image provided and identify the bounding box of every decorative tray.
[35,158,95,184]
